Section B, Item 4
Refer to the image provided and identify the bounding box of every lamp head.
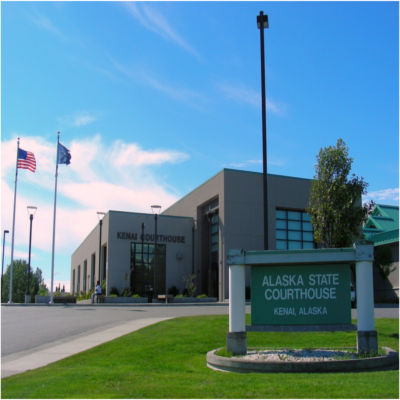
[151,205,162,215]
[97,211,106,221]
[4,230,9,234]
[27,206,38,217]
[257,12,269,29]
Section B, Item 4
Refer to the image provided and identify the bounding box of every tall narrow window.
[77,265,81,294]
[90,253,95,289]
[83,260,87,293]
[72,270,76,295]
[276,209,314,250]
[130,243,166,296]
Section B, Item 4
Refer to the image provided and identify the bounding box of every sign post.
[227,244,376,355]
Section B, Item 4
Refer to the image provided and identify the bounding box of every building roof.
[363,204,399,246]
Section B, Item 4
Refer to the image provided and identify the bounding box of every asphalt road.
[2,304,398,358]
[1,304,231,357]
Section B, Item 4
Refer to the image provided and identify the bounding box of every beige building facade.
[71,169,313,300]
[71,211,194,297]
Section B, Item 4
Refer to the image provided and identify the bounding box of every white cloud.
[57,111,97,128]
[217,82,285,114]
[1,135,189,262]
[124,2,201,61]
[110,141,188,168]
[72,112,96,127]
[364,188,399,203]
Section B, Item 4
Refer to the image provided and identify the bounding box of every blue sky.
[2,1,398,292]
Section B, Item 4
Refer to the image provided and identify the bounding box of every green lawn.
[2,316,398,399]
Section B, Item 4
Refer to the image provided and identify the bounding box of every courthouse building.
[71,168,313,301]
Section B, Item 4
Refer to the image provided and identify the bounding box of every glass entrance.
[209,213,219,297]
[130,242,166,297]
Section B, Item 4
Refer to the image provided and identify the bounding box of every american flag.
[17,148,36,173]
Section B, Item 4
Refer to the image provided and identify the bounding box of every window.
[77,265,81,293]
[90,253,95,290]
[72,270,75,295]
[83,260,87,293]
[210,213,219,252]
[130,243,166,296]
[275,209,314,250]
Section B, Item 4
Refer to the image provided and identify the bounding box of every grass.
[2,316,398,399]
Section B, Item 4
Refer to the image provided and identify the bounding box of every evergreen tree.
[307,139,374,248]
[1,260,47,303]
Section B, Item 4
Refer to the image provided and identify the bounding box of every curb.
[1,302,228,307]
[206,347,399,373]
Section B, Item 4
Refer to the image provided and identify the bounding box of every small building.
[71,211,194,298]
[71,169,313,300]
[363,204,399,302]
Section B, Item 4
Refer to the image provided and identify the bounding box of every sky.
[1,1,398,293]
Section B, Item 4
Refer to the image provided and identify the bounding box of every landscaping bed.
[104,296,148,303]
[35,295,76,304]
[173,296,217,303]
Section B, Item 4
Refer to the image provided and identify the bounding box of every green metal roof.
[363,204,399,246]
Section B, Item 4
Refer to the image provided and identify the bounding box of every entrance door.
[130,242,166,297]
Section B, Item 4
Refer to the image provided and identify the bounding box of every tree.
[307,139,374,248]
[374,245,396,279]
[1,260,47,303]
[183,274,196,297]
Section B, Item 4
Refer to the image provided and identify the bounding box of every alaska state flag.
[58,142,71,165]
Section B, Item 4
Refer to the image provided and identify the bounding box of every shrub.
[54,295,76,304]
[168,285,179,296]
[109,294,118,298]
[121,288,132,297]
[175,294,184,298]
[76,292,90,301]
[110,287,120,296]
[197,294,208,298]
[131,294,140,298]
[38,284,49,296]
[183,274,196,297]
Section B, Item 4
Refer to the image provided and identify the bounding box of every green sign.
[251,264,351,326]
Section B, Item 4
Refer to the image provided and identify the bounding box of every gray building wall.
[107,211,193,295]
[164,169,312,300]
[71,211,193,296]
[71,213,110,295]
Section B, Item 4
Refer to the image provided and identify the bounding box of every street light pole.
[2,230,9,297]
[151,205,162,301]
[26,206,37,303]
[257,11,269,250]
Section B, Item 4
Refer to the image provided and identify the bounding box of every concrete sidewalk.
[2,317,171,378]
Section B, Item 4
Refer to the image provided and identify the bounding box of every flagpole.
[50,132,60,304]
[9,138,20,303]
